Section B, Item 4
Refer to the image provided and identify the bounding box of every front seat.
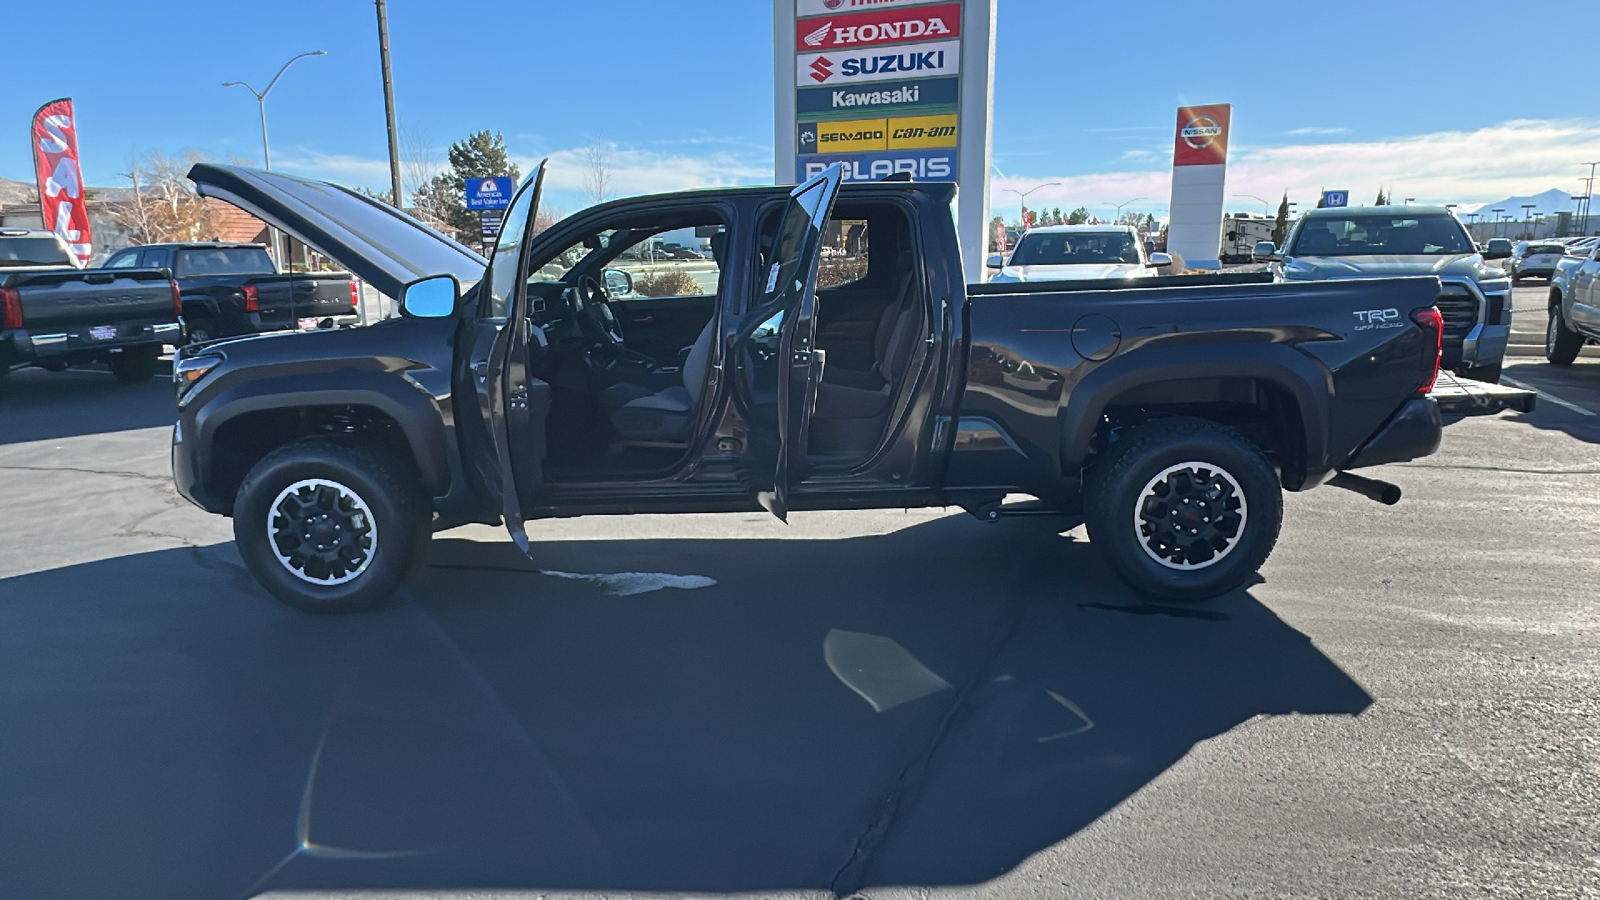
[602,316,714,443]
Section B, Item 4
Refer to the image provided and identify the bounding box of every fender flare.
[191,368,452,496]
[1058,342,1333,479]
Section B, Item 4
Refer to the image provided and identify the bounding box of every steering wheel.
[573,273,625,349]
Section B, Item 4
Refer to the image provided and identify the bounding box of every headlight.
[173,354,221,396]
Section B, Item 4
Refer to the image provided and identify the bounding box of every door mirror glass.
[603,268,634,298]
[400,274,459,318]
[1148,252,1174,268]
[1252,241,1280,261]
[986,253,1005,269]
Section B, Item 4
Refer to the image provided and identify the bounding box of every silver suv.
[1256,206,1513,383]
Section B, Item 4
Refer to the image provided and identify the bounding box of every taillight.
[349,280,359,309]
[241,283,259,313]
[1411,307,1443,395]
[0,286,21,329]
[169,279,182,318]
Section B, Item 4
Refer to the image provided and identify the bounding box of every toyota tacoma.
[173,164,1506,612]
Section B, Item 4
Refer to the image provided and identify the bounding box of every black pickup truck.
[104,241,358,344]
[1,228,181,381]
[170,164,1525,613]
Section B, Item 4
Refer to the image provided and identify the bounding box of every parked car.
[986,225,1173,282]
[1546,238,1600,365]
[1504,240,1567,283]
[1,228,181,381]
[170,163,1532,613]
[1563,237,1598,257]
[104,242,357,344]
[1257,206,1513,383]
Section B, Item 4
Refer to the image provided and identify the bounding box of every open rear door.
[739,164,844,521]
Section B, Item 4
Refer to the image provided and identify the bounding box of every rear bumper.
[1344,397,1443,470]
[2,322,180,365]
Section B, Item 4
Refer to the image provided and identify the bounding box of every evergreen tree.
[1272,192,1291,247]
[1067,206,1090,225]
[1374,188,1388,206]
[415,130,522,239]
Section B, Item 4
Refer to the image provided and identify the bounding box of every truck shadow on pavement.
[0,515,1371,900]
[0,365,176,445]
[1493,361,1600,446]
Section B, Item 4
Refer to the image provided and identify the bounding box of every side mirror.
[604,268,634,297]
[986,253,1005,269]
[399,274,459,318]
[1481,247,1512,261]
[1252,240,1281,262]
[1148,252,1174,268]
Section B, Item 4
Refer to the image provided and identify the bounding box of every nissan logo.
[1181,115,1223,149]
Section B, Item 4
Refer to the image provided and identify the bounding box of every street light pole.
[1490,209,1505,239]
[224,49,326,266]
[1233,193,1270,216]
[1000,182,1061,230]
[1521,204,1536,239]
[1109,197,1148,224]
[1581,162,1599,235]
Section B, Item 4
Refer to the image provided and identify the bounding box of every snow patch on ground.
[539,569,718,596]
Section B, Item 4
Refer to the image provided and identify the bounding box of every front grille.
[1435,285,1478,345]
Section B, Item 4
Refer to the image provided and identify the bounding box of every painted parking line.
[1501,376,1597,417]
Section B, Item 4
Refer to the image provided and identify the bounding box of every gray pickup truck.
[1257,206,1513,383]
[1545,238,1600,365]
[0,228,181,381]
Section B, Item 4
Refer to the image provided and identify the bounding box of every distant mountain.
[0,176,34,207]
[1459,188,1583,219]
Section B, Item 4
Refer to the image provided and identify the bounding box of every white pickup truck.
[986,225,1172,282]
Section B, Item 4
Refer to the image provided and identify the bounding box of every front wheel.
[1547,306,1584,366]
[232,439,430,613]
[1086,419,1283,601]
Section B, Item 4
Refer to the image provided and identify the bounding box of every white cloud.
[992,118,1600,214]
[1287,126,1350,135]
[520,141,771,201]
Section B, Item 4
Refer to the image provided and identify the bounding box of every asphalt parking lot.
[1,329,1597,900]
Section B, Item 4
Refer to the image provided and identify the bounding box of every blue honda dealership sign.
[465,176,514,211]
[1322,190,1350,208]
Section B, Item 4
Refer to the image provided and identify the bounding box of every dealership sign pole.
[776,0,995,283]
[1165,103,1232,270]
[30,98,94,267]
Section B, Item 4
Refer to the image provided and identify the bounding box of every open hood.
[188,163,486,299]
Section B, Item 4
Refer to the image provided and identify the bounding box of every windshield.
[0,235,74,268]
[1009,231,1142,266]
[1290,214,1473,256]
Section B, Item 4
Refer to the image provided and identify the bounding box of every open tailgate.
[1429,371,1537,416]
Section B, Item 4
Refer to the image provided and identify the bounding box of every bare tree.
[582,135,612,206]
[398,118,447,226]
[108,149,223,245]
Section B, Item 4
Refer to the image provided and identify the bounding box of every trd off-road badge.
[1353,308,1405,331]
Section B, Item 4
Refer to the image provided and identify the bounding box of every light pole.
[223,50,327,172]
[1581,162,1599,235]
[1521,203,1536,239]
[1491,208,1505,239]
[1233,193,1270,216]
[1573,195,1591,237]
[225,50,326,269]
[1001,182,1060,230]
[1108,197,1147,224]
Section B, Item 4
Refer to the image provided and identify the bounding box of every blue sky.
[4,0,1598,218]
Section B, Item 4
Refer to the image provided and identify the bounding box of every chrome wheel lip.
[1132,461,1249,571]
[1547,311,1560,354]
[266,478,378,586]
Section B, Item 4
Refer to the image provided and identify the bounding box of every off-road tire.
[109,345,161,383]
[186,317,216,345]
[1547,304,1584,366]
[233,438,430,613]
[1086,418,1283,601]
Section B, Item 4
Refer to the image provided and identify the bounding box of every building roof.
[205,200,268,243]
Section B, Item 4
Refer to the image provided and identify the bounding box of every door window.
[104,250,140,268]
[481,168,546,321]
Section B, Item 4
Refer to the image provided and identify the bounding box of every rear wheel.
[232,439,430,613]
[1547,305,1584,366]
[109,345,161,383]
[186,318,216,345]
[1086,419,1283,601]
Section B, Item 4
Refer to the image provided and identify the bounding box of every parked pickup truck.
[1545,238,1600,365]
[1256,206,1513,383]
[104,241,357,344]
[171,163,1523,613]
[1,228,181,381]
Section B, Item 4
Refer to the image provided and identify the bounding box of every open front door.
[740,164,844,521]
[477,162,549,552]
